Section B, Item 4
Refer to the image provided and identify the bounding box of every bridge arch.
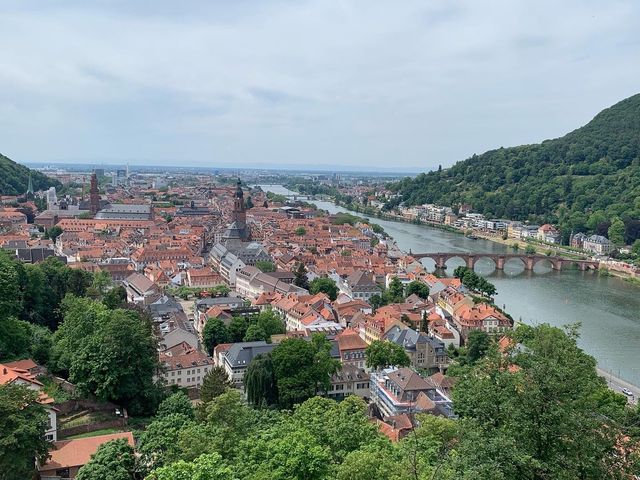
[532,256,558,271]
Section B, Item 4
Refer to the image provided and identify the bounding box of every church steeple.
[232,178,247,233]
[26,173,34,195]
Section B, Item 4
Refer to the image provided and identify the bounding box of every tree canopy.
[51,296,160,415]
[0,384,50,480]
[0,153,60,195]
[309,277,339,301]
[76,439,136,480]
[388,93,640,245]
[365,340,411,370]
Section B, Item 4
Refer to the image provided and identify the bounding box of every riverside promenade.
[597,368,639,405]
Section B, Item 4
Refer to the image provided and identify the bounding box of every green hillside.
[0,153,60,195]
[388,93,640,243]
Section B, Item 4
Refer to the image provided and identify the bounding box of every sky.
[0,0,639,172]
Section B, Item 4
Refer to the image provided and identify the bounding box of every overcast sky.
[0,1,638,172]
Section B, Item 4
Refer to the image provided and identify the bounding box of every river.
[258,185,640,386]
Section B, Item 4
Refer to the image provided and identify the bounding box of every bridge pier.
[524,256,535,270]
[552,259,563,271]
[466,255,476,270]
[496,256,506,270]
[435,256,447,269]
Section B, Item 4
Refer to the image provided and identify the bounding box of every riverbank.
[325,196,640,284]
[260,185,640,389]
[597,368,639,405]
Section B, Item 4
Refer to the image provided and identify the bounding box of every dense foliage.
[389,94,640,244]
[365,340,411,370]
[140,324,640,479]
[0,153,60,195]
[0,252,97,362]
[75,439,137,480]
[245,335,341,409]
[51,296,161,415]
[309,277,339,301]
[202,310,286,354]
[0,384,50,480]
[453,266,497,297]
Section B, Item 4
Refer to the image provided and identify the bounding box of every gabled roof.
[387,368,435,392]
[40,432,135,471]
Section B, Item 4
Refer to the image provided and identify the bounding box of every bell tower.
[233,178,246,229]
[90,173,100,216]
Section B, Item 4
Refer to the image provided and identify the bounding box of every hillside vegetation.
[388,94,640,243]
[0,153,60,195]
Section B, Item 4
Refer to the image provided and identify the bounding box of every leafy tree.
[254,310,285,338]
[453,267,496,297]
[146,453,233,480]
[255,260,276,273]
[76,439,136,480]
[29,324,53,365]
[633,239,640,256]
[44,225,63,243]
[365,340,411,370]
[0,384,49,480]
[466,330,491,363]
[405,280,430,299]
[138,413,196,472]
[53,297,160,415]
[201,389,257,458]
[608,217,626,246]
[386,276,405,302]
[293,262,309,290]
[295,226,307,236]
[156,391,194,419]
[336,444,399,480]
[208,284,230,297]
[309,277,339,301]
[271,336,340,409]
[524,244,536,255]
[369,294,384,310]
[0,252,21,318]
[86,270,112,299]
[202,318,229,355]
[245,353,278,408]
[243,324,267,342]
[0,317,31,361]
[200,366,233,403]
[227,315,249,343]
[103,285,127,309]
[450,324,638,478]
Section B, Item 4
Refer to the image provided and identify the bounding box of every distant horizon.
[21,159,417,176]
[1,1,638,171]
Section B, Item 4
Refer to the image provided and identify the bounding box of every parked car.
[621,388,633,397]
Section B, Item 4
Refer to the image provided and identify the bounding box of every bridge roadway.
[408,251,600,272]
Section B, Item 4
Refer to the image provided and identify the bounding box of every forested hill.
[388,93,640,242]
[0,153,60,195]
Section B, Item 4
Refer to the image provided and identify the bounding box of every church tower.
[89,173,100,216]
[233,178,247,230]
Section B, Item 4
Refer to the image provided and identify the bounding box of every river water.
[258,185,640,386]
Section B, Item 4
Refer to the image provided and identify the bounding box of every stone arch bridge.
[409,251,600,272]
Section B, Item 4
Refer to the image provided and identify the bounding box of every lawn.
[66,428,122,439]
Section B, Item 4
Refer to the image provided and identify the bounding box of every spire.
[26,173,34,195]
[235,178,243,198]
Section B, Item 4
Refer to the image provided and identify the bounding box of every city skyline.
[1,0,639,170]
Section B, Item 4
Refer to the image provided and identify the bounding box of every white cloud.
[0,0,638,169]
